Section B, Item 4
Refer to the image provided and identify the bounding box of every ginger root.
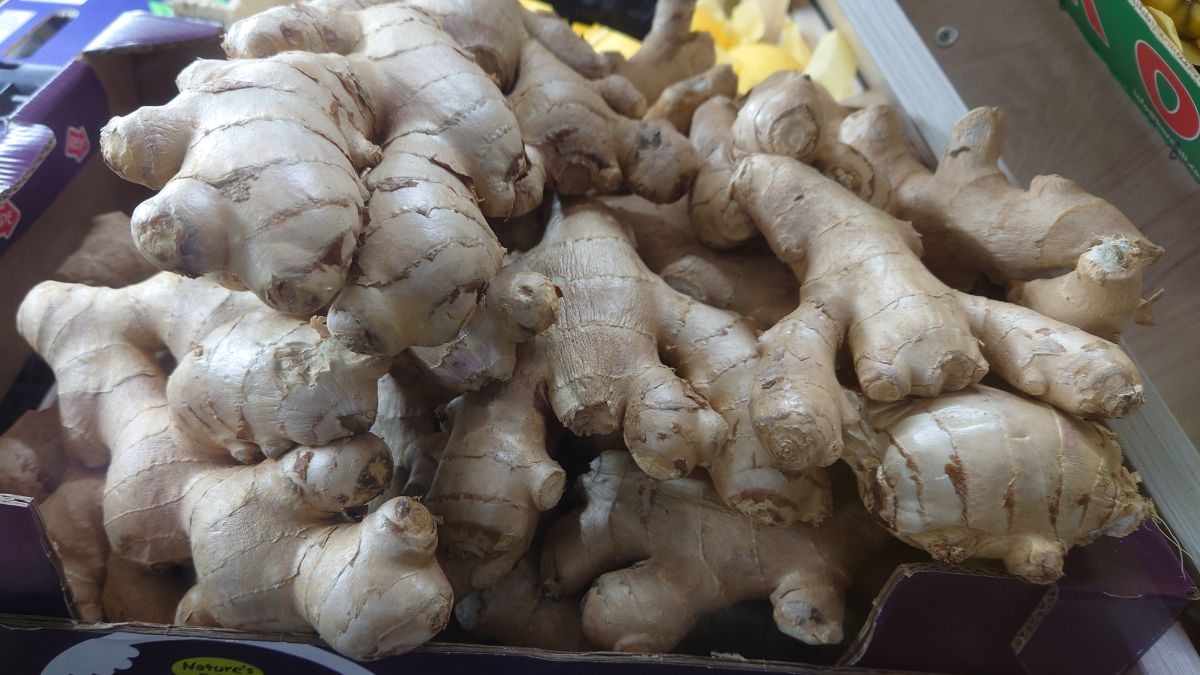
[843,384,1153,584]
[0,406,66,501]
[18,273,451,659]
[40,465,108,621]
[542,451,886,652]
[690,76,889,250]
[427,199,827,591]
[644,64,738,134]
[732,154,1145,474]
[601,194,796,330]
[456,555,590,651]
[19,274,387,466]
[54,212,159,288]
[841,105,1163,338]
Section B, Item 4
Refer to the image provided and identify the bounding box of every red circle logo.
[1135,39,1200,140]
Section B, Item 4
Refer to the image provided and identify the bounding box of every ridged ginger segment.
[841,105,1163,338]
[732,156,1144,473]
[426,200,828,592]
[541,451,885,652]
[843,384,1152,584]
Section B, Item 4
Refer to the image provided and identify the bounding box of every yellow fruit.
[803,30,858,102]
[1182,3,1200,39]
[576,23,642,59]
[777,17,812,66]
[728,42,804,94]
[520,0,555,12]
[692,7,737,50]
[730,0,766,45]
[1143,0,1182,13]
[1147,6,1186,50]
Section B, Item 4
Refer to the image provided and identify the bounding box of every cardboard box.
[0,6,1191,675]
[0,4,223,402]
[1,484,1191,674]
[1065,0,1200,182]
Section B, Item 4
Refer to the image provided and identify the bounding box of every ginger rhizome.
[841,105,1163,339]
[426,199,829,591]
[601,194,796,330]
[0,407,66,501]
[17,274,451,659]
[19,273,386,467]
[456,555,590,652]
[731,154,1145,473]
[690,75,889,250]
[542,451,886,652]
[54,212,159,288]
[843,384,1152,584]
[39,466,108,621]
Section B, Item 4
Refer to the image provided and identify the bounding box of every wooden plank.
[894,0,1200,447]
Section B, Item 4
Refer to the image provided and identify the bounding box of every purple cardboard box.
[0,489,1191,674]
[0,7,222,398]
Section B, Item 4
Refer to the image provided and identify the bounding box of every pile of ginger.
[0,0,1163,661]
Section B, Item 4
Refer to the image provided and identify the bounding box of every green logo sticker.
[171,657,264,675]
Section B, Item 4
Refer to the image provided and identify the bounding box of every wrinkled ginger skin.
[689,96,757,249]
[840,105,1163,287]
[644,64,738,134]
[510,40,699,203]
[101,54,376,316]
[456,555,591,651]
[1007,238,1162,341]
[427,199,826,591]
[542,452,885,652]
[0,407,66,500]
[179,438,453,660]
[732,156,1144,474]
[602,194,796,330]
[608,0,715,104]
[40,467,108,621]
[19,274,387,466]
[226,4,524,357]
[734,72,892,212]
[843,384,1152,584]
[410,263,561,392]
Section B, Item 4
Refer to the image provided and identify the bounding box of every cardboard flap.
[0,496,72,619]
[85,11,222,56]
[0,60,108,255]
[0,121,55,201]
[845,523,1195,675]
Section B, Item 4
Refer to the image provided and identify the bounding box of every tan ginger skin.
[542,451,886,653]
[601,194,797,330]
[101,53,382,317]
[426,199,831,591]
[17,276,451,659]
[841,105,1163,338]
[645,64,738,134]
[456,555,591,652]
[18,273,386,467]
[0,407,66,501]
[39,466,108,621]
[844,384,1152,584]
[378,0,715,105]
[54,212,159,288]
[731,155,1145,473]
[690,75,890,250]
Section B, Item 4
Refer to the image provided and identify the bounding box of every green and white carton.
[1065,0,1200,181]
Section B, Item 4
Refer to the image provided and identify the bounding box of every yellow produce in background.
[519,0,555,12]
[1142,0,1200,64]
[557,0,859,101]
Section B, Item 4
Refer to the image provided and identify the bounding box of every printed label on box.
[0,9,36,44]
[0,201,23,239]
[64,126,89,163]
